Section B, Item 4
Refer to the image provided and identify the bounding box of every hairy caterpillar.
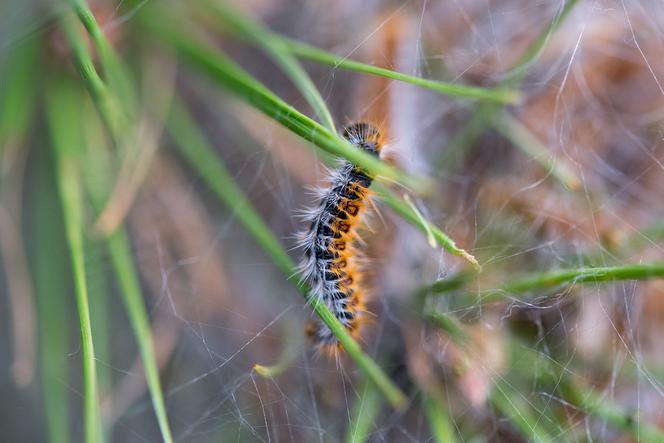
[298,122,383,354]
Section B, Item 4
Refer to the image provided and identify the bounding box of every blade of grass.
[58,9,125,145]
[30,145,71,443]
[496,114,581,190]
[85,241,111,441]
[201,2,335,132]
[503,0,580,86]
[416,271,476,298]
[0,36,37,154]
[490,380,556,443]
[65,0,135,113]
[487,262,664,302]
[81,97,175,443]
[104,228,175,442]
[423,393,459,443]
[46,80,101,443]
[193,1,518,104]
[423,310,467,346]
[252,316,303,378]
[166,100,406,409]
[145,21,424,192]
[344,380,383,443]
[280,38,518,104]
[376,187,479,268]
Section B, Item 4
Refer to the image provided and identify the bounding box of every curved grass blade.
[82,99,175,443]
[58,9,125,145]
[194,1,517,104]
[202,2,336,132]
[65,0,136,113]
[46,80,101,443]
[104,228,175,443]
[166,100,407,409]
[280,38,519,104]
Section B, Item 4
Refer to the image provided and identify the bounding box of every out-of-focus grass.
[30,144,71,443]
[46,79,101,443]
[423,393,459,443]
[344,380,383,443]
[496,115,581,190]
[438,0,579,171]
[82,99,174,443]
[0,40,37,151]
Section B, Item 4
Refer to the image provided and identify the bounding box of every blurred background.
[1,0,664,441]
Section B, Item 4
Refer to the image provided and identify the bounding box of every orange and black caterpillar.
[298,122,382,353]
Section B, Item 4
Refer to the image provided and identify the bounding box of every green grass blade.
[498,263,664,299]
[253,316,303,378]
[31,146,71,443]
[195,1,517,104]
[344,380,382,443]
[417,272,476,297]
[86,242,111,441]
[0,36,38,152]
[503,0,580,85]
[203,2,336,132]
[490,381,555,443]
[423,310,467,345]
[146,22,423,191]
[65,0,135,112]
[280,38,519,104]
[495,115,581,190]
[427,263,664,305]
[166,100,407,409]
[105,228,175,443]
[376,186,479,268]
[58,9,125,144]
[423,394,458,443]
[46,81,101,443]
[81,97,175,443]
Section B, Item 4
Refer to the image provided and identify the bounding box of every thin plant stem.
[46,81,101,443]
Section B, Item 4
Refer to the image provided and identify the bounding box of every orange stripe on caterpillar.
[297,122,383,355]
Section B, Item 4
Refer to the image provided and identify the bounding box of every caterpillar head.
[343,122,382,156]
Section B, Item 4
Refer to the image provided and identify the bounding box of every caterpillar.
[298,122,383,354]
